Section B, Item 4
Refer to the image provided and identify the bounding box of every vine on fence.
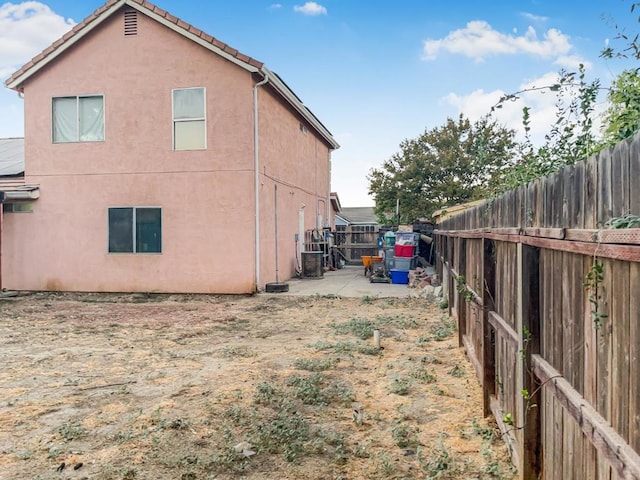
[584,260,607,330]
[498,326,563,443]
[582,213,640,330]
[455,275,476,302]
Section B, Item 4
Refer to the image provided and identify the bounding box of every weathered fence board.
[631,263,640,453]
[570,252,584,396]
[435,133,640,479]
[612,259,631,442]
[584,255,598,412]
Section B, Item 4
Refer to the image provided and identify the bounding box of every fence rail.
[435,133,640,480]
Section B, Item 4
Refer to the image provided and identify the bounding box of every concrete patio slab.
[265,266,421,298]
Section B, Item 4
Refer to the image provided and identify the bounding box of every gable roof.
[336,207,379,225]
[4,0,339,150]
[0,138,25,176]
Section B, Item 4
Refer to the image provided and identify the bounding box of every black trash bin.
[301,251,324,278]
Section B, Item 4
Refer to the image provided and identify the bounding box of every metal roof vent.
[124,9,138,36]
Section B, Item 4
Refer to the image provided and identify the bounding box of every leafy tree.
[598,2,640,145]
[496,65,601,192]
[367,115,516,223]
[601,69,640,144]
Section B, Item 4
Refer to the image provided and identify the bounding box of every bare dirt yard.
[0,292,515,480]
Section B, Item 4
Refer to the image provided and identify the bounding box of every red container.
[394,244,414,257]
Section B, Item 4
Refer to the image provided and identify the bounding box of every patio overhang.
[0,180,40,202]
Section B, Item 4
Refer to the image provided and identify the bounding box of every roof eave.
[261,67,340,150]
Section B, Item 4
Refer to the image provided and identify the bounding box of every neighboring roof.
[336,207,379,225]
[4,0,339,150]
[432,199,487,223]
[0,138,25,176]
[330,192,341,213]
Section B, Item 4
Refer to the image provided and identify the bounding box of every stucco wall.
[2,7,334,293]
[257,85,332,284]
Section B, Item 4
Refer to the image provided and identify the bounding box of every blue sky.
[0,0,637,206]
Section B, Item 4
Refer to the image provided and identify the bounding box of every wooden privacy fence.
[333,225,378,264]
[435,134,640,480]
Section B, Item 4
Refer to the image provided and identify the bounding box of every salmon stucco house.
[1,0,339,294]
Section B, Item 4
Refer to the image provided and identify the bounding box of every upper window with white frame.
[172,87,206,151]
[52,95,104,143]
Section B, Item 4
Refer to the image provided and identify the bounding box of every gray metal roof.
[0,138,25,176]
[336,207,379,225]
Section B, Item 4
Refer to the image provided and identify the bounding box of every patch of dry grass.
[0,293,515,479]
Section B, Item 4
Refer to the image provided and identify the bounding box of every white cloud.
[269,3,282,10]
[443,69,608,151]
[423,21,572,62]
[554,54,592,70]
[293,2,327,16]
[0,1,75,79]
[442,72,566,145]
[521,12,549,23]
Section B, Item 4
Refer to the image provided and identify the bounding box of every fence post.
[482,238,496,416]
[518,243,542,478]
[447,236,454,317]
[458,238,467,347]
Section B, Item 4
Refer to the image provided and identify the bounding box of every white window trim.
[171,87,207,151]
[52,94,105,144]
[107,206,163,255]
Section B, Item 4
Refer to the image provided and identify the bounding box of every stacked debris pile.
[408,267,443,299]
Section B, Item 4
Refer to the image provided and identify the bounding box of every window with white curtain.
[172,87,206,150]
[52,95,104,143]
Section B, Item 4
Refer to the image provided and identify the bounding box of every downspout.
[327,152,332,228]
[253,71,269,292]
[0,192,4,291]
[317,199,326,228]
[274,184,279,283]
